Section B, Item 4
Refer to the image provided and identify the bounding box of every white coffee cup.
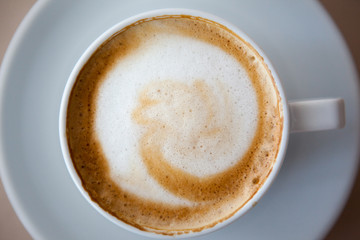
[59,8,345,239]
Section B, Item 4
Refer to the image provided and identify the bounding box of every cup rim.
[59,8,290,239]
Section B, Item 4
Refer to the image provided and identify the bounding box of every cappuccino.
[66,15,283,235]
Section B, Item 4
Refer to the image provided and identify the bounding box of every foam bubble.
[95,32,258,204]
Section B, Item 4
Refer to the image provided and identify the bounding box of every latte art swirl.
[66,15,283,235]
[132,79,257,202]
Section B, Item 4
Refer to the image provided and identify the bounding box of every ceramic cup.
[59,8,345,239]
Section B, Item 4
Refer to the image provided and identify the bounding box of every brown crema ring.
[66,15,283,235]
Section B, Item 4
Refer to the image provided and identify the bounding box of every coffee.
[66,15,283,235]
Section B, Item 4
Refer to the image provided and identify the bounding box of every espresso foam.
[66,16,283,235]
[96,33,258,203]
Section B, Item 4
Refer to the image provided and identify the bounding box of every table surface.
[0,0,359,239]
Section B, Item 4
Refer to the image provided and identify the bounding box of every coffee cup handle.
[288,98,345,133]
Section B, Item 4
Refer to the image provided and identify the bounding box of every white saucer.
[0,0,358,239]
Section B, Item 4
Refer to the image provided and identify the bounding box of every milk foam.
[95,32,258,204]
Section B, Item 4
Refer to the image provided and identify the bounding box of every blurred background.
[0,0,359,239]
